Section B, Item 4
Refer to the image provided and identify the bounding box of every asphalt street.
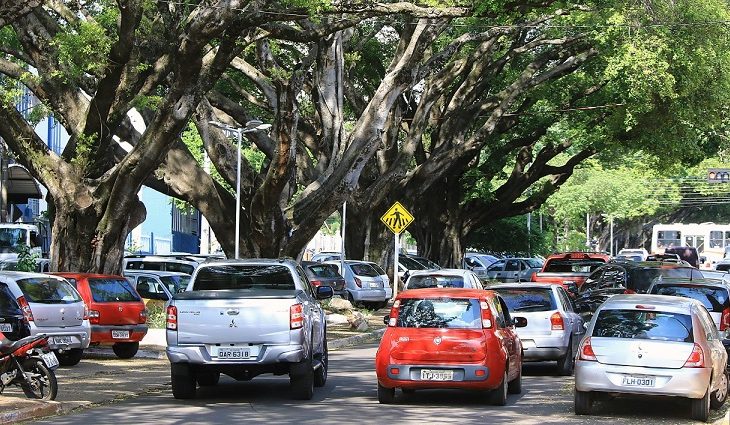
[32,344,729,425]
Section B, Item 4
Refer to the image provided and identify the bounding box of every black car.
[0,282,30,341]
[301,261,347,298]
[573,260,703,318]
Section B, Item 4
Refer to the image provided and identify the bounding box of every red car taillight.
[578,337,597,361]
[17,296,33,322]
[310,280,322,287]
[623,289,636,294]
[139,309,148,324]
[550,312,564,330]
[166,305,178,330]
[88,309,100,325]
[388,300,400,326]
[720,307,730,331]
[480,301,493,329]
[290,304,304,329]
[683,343,705,368]
[354,277,362,288]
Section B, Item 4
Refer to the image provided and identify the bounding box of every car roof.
[489,283,561,291]
[121,270,190,277]
[651,277,728,288]
[52,272,125,279]
[397,288,491,299]
[0,271,64,280]
[599,294,702,312]
[407,268,466,277]
[199,258,298,268]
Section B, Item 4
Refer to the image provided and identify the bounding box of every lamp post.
[208,119,272,259]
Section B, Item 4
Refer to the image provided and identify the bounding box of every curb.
[0,400,61,424]
[328,328,386,350]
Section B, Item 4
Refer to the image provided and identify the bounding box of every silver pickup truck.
[166,259,333,400]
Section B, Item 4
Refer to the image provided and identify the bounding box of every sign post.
[380,202,415,300]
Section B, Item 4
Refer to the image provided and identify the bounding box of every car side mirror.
[383,315,390,325]
[316,285,334,300]
[513,316,528,328]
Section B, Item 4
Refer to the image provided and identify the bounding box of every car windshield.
[0,283,21,314]
[652,285,729,313]
[194,265,295,291]
[400,256,427,270]
[349,263,380,277]
[160,275,190,293]
[397,298,481,329]
[411,257,440,269]
[16,278,81,304]
[544,260,604,273]
[88,278,141,302]
[524,259,543,268]
[307,264,341,279]
[369,263,387,276]
[630,267,702,292]
[407,275,465,289]
[125,260,195,274]
[496,288,557,312]
[593,309,693,342]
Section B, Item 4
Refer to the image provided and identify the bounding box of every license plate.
[40,352,59,369]
[622,375,655,387]
[52,336,73,345]
[369,282,381,288]
[217,348,250,359]
[420,369,454,381]
[112,330,130,339]
[0,323,11,332]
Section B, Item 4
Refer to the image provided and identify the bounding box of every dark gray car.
[485,258,543,282]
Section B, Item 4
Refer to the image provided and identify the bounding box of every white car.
[575,294,728,422]
[616,248,649,261]
[404,269,483,290]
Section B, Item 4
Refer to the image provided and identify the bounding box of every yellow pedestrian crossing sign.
[380,202,414,234]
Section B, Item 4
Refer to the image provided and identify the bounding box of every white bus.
[651,223,730,266]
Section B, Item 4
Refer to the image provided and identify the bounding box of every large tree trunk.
[410,179,464,268]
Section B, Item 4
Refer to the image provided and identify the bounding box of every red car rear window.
[88,278,141,303]
[397,298,481,329]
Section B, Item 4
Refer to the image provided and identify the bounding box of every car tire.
[711,371,729,409]
[290,358,315,400]
[171,364,197,399]
[314,336,328,388]
[112,342,139,359]
[557,340,575,376]
[378,384,395,404]
[507,366,522,394]
[574,389,593,415]
[691,387,711,422]
[489,371,508,406]
[196,371,220,387]
[56,348,83,367]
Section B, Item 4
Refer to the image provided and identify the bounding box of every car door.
[486,260,505,281]
[504,259,521,282]
[695,305,728,392]
[492,295,520,378]
[296,266,324,358]
[556,286,584,348]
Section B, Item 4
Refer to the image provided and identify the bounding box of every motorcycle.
[0,334,59,400]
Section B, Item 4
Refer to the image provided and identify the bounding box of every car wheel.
[196,371,220,387]
[574,389,593,415]
[56,348,83,367]
[171,364,197,399]
[112,342,139,359]
[489,371,508,406]
[314,336,328,388]
[508,366,522,394]
[691,387,711,422]
[290,358,315,400]
[711,372,729,409]
[378,384,395,404]
[557,340,574,376]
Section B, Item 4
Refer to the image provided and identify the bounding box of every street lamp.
[208,119,272,259]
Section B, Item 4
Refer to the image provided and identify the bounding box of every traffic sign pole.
[393,232,399,300]
[380,201,414,301]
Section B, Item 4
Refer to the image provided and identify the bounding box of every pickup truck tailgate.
[174,291,298,345]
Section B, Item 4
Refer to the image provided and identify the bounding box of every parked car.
[311,252,342,263]
[166,259,333,400]
[53,273,148,359]
[491,284,585,375]
[324,260,388,308]
[123,270,191,306]
[530,252,610,295]
[0,271,90,366]
[404,269,483,290]
[485,258,543,283]
[462,252,501,281]
[648,278,730,339]
[122,255,200,274]
[376,288,526,405]
[301,261,346,298]
[365,261,393,299]
[0,258,51,273]
[403,254,440,271]
[574,294,729,422]
[617,248,649,261]
[0,281,30,341]
[574,260,704,319]
[397,255,432,281]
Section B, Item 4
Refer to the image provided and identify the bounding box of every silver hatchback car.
[575,294,728,422]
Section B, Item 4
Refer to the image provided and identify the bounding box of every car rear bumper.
[350,288,387,302]
[91,324,148,344]
[520,334,570,361]
[31,326,91,350]
[575,360,711,399]
[378,363,497,390]
[167,344,305,365]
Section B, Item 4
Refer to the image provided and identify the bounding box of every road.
[31,344,728,425]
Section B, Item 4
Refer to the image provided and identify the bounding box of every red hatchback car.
[376,288,526,405]
[53,273,148,359]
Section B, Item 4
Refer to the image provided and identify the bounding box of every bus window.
[657,231,681,248]
[711,231,723,248]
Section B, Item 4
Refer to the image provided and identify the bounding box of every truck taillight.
[17,296,33,322]
[139,309,148,324]
[720,307,730,331]
[550,312,564,330]
[683,343,705,368]
[354,277,362,288]
[290,304,304,329]
[166,306,178,330]
[480,301,493,329]
[578,337,596,361]
[388,300,400,326]
[530,272,537,282]
[88,309,100,324]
